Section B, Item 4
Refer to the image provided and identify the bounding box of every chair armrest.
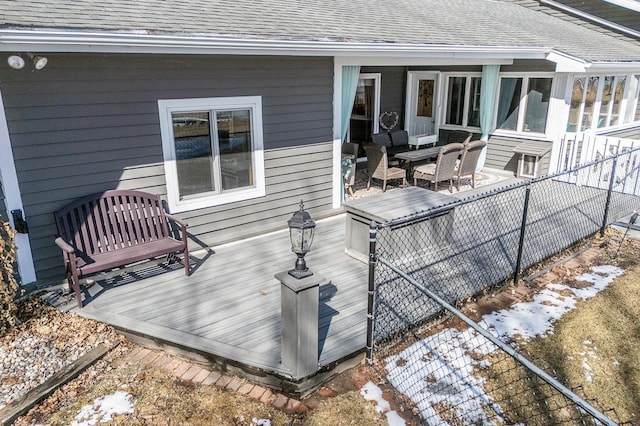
[55,237,75,254]
[165,213,188,229]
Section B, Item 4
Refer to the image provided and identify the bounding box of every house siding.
[361,66,407,128]
[599,125,640,140]
[0,53,336,281]
[484,135,552,175]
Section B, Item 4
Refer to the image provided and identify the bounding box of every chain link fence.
[367,146,640,425]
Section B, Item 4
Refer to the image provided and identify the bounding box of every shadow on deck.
[39,168,522,395]
[48,213,369,395]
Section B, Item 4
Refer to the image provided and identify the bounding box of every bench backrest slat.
[129,195,145,245]
[84,201,100,254]
[112,195,127,249]
[55,190,170,256]
[142,196,159,242]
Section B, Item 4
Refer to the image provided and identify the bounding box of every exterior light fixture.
[30,55,48,70]
[7,55,25,69]
[287,200,316,279]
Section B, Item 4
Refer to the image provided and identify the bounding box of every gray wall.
[361,66,406,129]
[0,53,336,281]
[599,125,640,140]
[484,135,551,175]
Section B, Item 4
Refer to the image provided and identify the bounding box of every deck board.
[76,213,370,376]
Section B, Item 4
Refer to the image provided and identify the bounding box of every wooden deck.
[43,169,523,391]
[70,213,369,383]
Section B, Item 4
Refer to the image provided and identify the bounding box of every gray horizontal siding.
[485,135,552,175]
[599,125,640,140]
[0,53,336,281]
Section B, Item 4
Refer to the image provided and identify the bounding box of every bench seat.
[54,189,189,308]
[60,237,186,277]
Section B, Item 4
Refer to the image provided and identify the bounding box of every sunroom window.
[567,74,639,132]
[496,75,552,134]
[444,75,481,128]
[158,96,265,213]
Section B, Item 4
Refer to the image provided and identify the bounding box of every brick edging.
[119,345,309,415]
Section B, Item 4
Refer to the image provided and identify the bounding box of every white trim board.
[0,29,550,59]
[0,89,37,284]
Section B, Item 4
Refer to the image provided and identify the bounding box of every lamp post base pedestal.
[275,271,329,379]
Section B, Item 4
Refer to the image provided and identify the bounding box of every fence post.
[601,155,618,237]
[514,183,532,286]
[365,220,378,362]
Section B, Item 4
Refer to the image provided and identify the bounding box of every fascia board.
[584,61,640,73]
[546,51,589,72]
[547,50,640,73]
[0,29,550,60]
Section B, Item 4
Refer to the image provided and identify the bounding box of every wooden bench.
[54,190,189,308]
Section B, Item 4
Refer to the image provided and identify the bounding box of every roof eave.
[0,29,551,61]
[545,50,640,73]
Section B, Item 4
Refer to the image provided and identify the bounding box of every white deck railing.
[554,132,640,193]
[555,132,640,173]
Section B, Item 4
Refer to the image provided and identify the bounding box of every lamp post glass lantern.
[288,200,316,279]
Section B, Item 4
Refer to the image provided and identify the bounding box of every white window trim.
[347,73,381,142]
[361,73,381,135]
[441,72,482,131]
[158,96,266,213]
[493,73,555,138]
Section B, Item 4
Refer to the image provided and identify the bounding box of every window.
[444,74,481,128]
[496,75,552,134]
[349,74,380,144]
[567,73,640,132]
[158,96,265,212]
[524,78,552,133]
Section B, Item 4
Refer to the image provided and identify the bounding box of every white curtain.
[477,65,500,171]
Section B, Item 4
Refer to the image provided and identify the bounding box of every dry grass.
[14,228,640,425]
[44,366,292,425]
[476,237,640,425]
[18,348,389,425]
[304,391,386,425]
[518,265,640,424]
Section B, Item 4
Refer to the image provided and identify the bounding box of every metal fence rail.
[373,259,624,425]
[367,147,640,424]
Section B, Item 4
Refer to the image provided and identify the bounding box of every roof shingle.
[2,0,640,62]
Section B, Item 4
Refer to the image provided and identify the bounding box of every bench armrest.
[165,213,188,228]
[55,237,75,254]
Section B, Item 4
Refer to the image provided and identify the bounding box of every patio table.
[394,146,441,163]
[394,145,441,176]
[343,186,458,262]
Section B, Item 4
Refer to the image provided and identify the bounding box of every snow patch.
[385,265,624,424]
[360,381,405,425]
[71,391,134,426]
